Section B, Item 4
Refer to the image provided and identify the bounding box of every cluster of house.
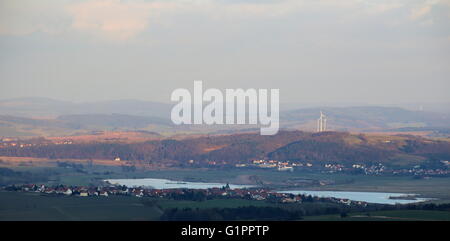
[51,140,74,145]
[355,163,387,175]
[235,159,449,177]
[324,164,345,173]
[325,163,449,177]
[5,184,111,197]
[235,159,306,171]
[234,159,390,174]
[2,183,367,207]
[0,138,73,148]
[392,167,450,176]
[0,138,55,148]
[326,163,387,175]
[0,140,37,148]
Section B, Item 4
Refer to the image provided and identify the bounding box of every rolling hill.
[1,131,449,168]
[1,98,450,137]
[281,106,450,131]
[0,97,171,119]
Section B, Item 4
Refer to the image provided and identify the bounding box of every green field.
[0,191,275,221]
[1,191,450,221]
[303,210,450,221]
[156,198,274,210]
[0,191,161,221]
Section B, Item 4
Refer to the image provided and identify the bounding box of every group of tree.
[0,131,449,167]
[160,206,303,221]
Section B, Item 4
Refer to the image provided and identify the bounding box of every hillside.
[1,131,449,168]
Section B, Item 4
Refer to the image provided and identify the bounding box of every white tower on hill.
[317,111,327,132]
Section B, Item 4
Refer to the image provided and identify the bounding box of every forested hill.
[1,131,449,168]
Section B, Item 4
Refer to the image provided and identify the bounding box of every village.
[233,159,450,177]
[2,183,369,207]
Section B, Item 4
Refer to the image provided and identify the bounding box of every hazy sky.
[0,0,449,104]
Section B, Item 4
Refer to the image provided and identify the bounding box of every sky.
[0,0,449,105]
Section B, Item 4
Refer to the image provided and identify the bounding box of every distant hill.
[1,98,450,137]
[0,114,171,137]
[281,106,450,131]
[57,114,170,129]
[0,98,171,119]
[1,131,449,168]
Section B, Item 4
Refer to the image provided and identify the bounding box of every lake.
[104,178,432,204]
[278,190,432,205]
[104,178,255,190]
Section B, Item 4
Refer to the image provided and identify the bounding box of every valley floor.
[2,164,450,202]
[1,191,450,221]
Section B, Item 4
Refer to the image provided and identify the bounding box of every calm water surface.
[278,190,432,205]
[105,178,432,204]
[104,178,254,189]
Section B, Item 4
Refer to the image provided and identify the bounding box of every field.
[0,191,273,221]
[0,191,161,221]
[303,210,450,221]
[0,156,126,167]
[2,191,450,221]
[156,199,273,210]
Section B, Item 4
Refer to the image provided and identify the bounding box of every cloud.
[0,0,449,41]
[410,0,450,21]
[366,3,404,15]
[65,0,304,41]
[411,5,432,20]
[67,0,174,41]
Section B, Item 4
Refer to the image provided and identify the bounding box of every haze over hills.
[281,106,450,132]
[0,97,449,137]
[0,114,172,137]
[0,97,171,119]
